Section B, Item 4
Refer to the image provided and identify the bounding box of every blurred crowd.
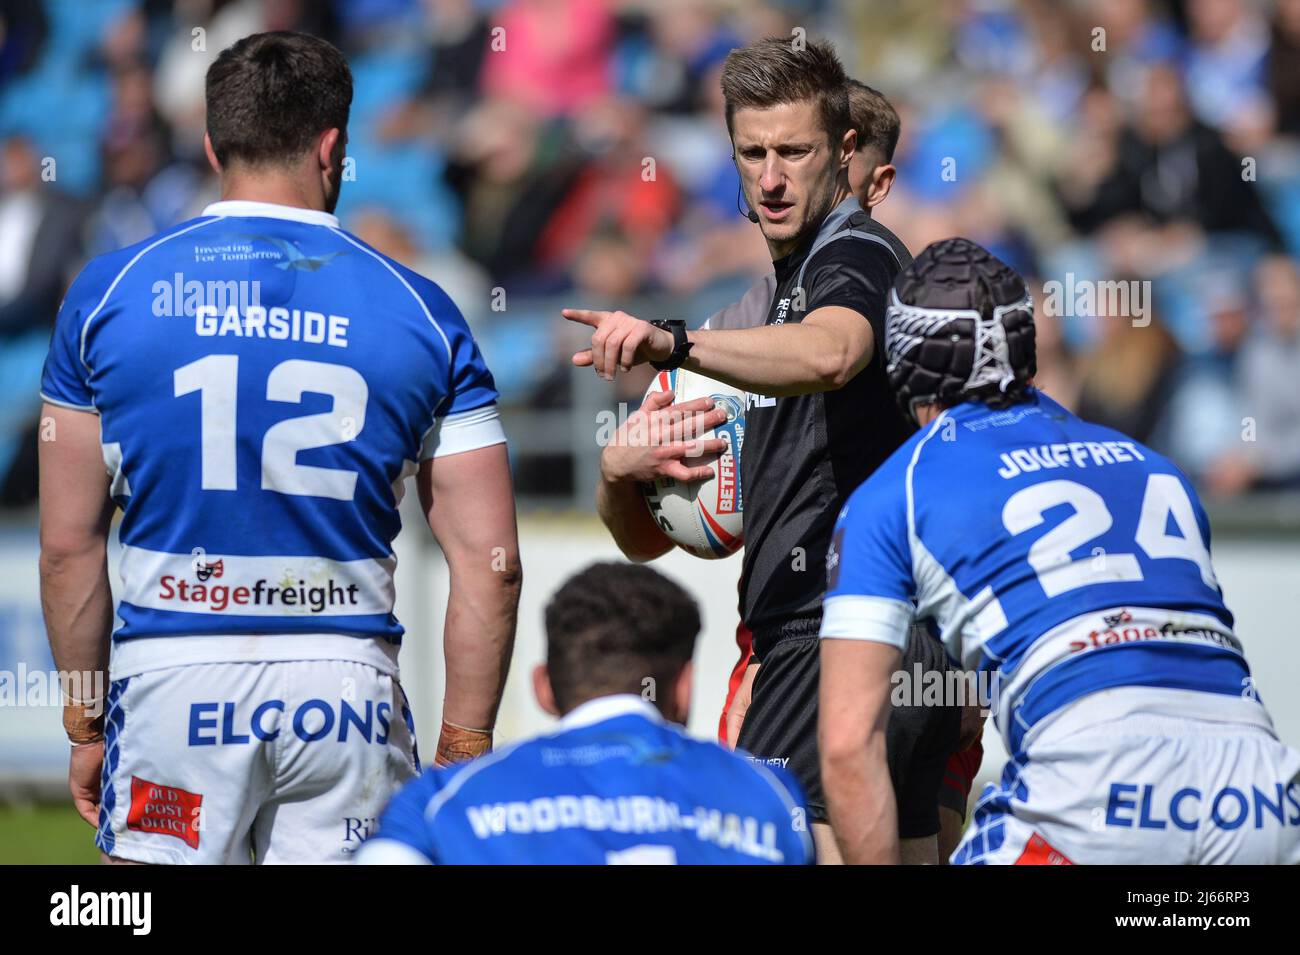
[0,0,1298,506]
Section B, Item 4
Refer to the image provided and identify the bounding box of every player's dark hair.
[544,563,700,714]
[846,79,900,163]
[721,36,850,147]
[205,31,352,167]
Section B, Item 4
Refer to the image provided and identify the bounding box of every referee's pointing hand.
[564,308,675,380]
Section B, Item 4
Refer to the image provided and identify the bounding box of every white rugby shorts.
[96,637,418,864]
[953,687,1300,865]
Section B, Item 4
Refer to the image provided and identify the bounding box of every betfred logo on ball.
[641,370,746,559]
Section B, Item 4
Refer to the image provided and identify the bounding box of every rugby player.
[38,32,521,864]
[357,563,813,865]
[820,237,1300,864]
[565,37,917,863]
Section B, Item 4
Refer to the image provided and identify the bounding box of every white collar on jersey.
[201,199,339,228]
[557,694,666,731]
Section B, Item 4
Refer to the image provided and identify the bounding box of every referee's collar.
[822,195,864,234]
[202,199,340,228]
[557,694,666,730]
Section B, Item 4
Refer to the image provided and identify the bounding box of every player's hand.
[600,389,728,484]
[725,661,760,750]
[69,740,104,827]
[563,308,675,380]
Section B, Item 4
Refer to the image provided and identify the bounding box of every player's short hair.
[721,36,850,147]
[846,79,900,164]
[206,31,352,168]
[885,237,1037,421]
[544,563,700,713]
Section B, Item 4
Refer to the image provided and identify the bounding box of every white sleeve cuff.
[353,838,434,865]
[419,404,507,460]
[820,595,914,649]
[39,392,98,413]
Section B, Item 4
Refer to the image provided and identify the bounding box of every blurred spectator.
[152,0,337,159]
[0,134,83,504]
[1268,0,1300,138]
[532,96,680,287]
[1183,0,1272,138]
[621,0,740,114]
[1093,0,1186,111]
[86,61,207,253]
[152,0,267,158]
[374,0,492,144]
[1074,307,1181,446]
[0,136,82,336]
[0,0,49,83]
[443,97,587,288]
[480,0,613,118]
[1061,62,1283,259]
[1204,255,1300,494]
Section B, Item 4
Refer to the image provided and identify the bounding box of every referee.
[564,37,917,862]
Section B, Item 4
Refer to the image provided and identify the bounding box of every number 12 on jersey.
[174,355,368,501]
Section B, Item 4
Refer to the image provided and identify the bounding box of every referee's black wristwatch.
[649,319,694,371]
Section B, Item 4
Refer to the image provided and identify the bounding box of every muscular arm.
[39,404,114,693]
[39,404,116,827]
[418,442,521,732]
[820,638,901,864]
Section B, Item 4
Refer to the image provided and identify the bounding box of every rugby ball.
[640,368,746,559]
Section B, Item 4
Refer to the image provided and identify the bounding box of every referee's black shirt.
[740,197,914,658]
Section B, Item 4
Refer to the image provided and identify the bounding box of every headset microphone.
[736,182,760,223]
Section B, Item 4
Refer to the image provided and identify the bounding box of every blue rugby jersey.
[356,695,814,864]
[41,200,503,652]
[821,389,1260,754]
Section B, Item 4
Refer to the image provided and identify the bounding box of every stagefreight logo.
[153,556,363,614]
[156,572,363,614]
[1068,609,1241,655]
[49,886,151,935]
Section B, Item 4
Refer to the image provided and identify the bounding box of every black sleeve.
[796,238,899,348]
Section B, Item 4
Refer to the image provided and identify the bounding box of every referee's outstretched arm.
[564,304,876,398]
